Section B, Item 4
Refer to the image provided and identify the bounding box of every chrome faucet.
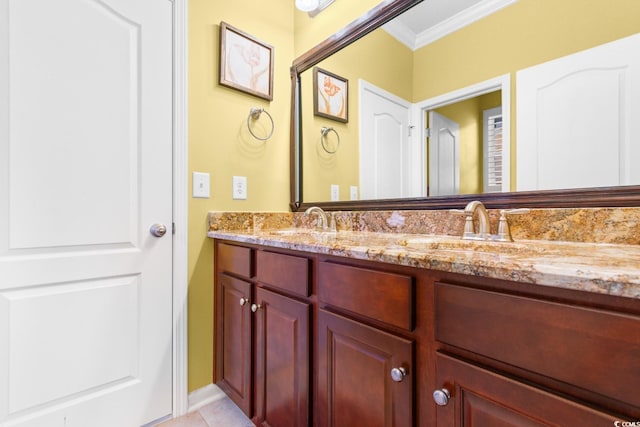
[462,200,490,240]
[305,206,328,230]
[451,201,529,241]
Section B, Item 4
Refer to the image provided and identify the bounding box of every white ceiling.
[383,0,518,50]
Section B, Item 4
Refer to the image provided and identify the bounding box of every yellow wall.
[187,0,388,392]
[413,0,640,100]
[188,0,294,391]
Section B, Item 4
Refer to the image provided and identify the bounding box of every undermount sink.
[395,236,549,256]
[266,228,333,236]
[266,228,313,235]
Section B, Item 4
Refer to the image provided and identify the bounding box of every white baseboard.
[187,384,227,412]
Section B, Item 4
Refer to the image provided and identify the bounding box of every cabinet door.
[215,274,253,416]
[254,287,310,427]
[317,309,414,427]
[434,353,619,426]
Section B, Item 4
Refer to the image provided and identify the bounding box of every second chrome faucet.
[304,206,336,232]
[452,201,529,242]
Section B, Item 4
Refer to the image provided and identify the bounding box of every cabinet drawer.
[256,250,310,297]
[435,282,640,408]
[217,242,252,278]
[319,262,414,331]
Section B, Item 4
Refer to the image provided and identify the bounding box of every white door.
[428,111,460,196]
[0,0,173,426]
[517,32,640,191]
[359,80,412,199]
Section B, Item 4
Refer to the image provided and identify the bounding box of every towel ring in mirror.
[247,107,275,141]
[320,126,340,154]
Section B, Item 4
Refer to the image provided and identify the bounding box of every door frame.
[412,74,511,194]
[172,0,189,418]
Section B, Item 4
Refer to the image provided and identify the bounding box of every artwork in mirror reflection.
[299,0,640,203]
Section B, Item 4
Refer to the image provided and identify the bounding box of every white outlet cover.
[350,186,358,200]
[233,176,247,200]
[192,172,210,198]
[330,184,339,201]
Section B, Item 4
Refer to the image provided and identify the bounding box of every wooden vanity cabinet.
[433,280,640,425]
[316,261,417,427]
[214,242,311,426]
[215,243,253,415]
[215,239,640,427]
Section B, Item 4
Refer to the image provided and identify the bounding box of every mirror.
[290,0,640,211]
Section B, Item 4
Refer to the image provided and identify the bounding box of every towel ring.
[247,107,274,141]
[320,127,340,154]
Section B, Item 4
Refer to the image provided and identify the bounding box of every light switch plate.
[192,172,210,198]
[233,176,247,200]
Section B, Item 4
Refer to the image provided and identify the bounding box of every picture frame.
[219,22,274,101]
[313,67,348,123]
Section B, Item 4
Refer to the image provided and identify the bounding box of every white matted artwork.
[313,67,348,123]
[219,22,274,101]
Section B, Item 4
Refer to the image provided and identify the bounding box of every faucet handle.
[328,212,337,232]
[496,208,530,241]
[449,209,475,238]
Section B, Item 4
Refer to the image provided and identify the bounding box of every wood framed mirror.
[289,0,640,211]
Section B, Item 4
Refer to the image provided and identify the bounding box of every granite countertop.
[207,228,640,299]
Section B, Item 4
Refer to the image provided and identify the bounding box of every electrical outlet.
[330,184,339,201]
[350,186,358,200]
[232,176,247,200]
[192,172,210,198]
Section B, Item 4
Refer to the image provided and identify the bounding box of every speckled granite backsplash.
[208,207,640,245]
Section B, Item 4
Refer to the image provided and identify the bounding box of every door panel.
[517,33,640,191]
[0,0,173,425]
[428,111,460,197]
[215,274,253,416]
[317,309,414,427]
[360,81,413,199]
[7,0,139,249]
[254,287,309,427]
[435,353,619,427]
[4,277,139,414]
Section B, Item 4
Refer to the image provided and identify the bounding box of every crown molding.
[384,0,518,51]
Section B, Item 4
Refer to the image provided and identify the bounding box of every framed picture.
[313,67,348,123]
[219,22,274,101]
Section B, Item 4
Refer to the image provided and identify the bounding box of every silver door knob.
[390,367,407,382]
[433,388,451,406]
[239,297,248,306]
[251,303,261,312]
[150,223,167,237]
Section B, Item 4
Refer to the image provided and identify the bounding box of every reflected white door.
[359,81,412,199]
[0,0,173,426]
[517,33,640,191]
[428,111,460,196]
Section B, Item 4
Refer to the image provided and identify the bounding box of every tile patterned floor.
[158,395,253,427]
